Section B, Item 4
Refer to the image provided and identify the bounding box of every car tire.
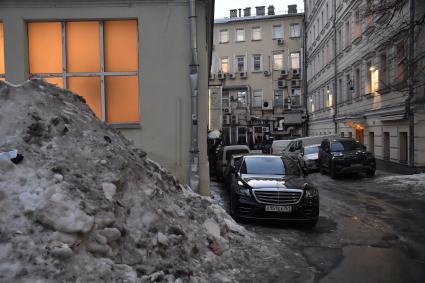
[329,163,337,179]
[366,170,375,177]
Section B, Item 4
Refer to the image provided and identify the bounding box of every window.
[354,10,361,38]
[237,91,247,107]
[252,27,261,40]
[337,29,342,53]
[345,20,351,48]
[274,89,283,106]
[366,0,373,26]
[222,91,230,108]
[321,11,324,29]
[28,20,139,124]
[252,54,262,72]
[371,65,379,93]
[219,29,229,43]
[290,52,300,69]
[365,61,372,94]
[326,3,329,20]
[0,22,4,80]
[235,55,245,72]
[355,68,360,97]
[338,78,343,103]
[237,127,247,144]
[235,28,245,42]
[290,24,301,37]
[272,25,283,39]
[379,53,388,89]
[273,53,284,70]
[220,57,229,73]
[253,90,263,108]
[396,41,406,82]
[346,74,352,101]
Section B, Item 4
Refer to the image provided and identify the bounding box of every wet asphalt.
[210,170,425,282]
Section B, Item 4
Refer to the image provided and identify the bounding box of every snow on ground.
[375,173,425,200]
[0,80,309,282]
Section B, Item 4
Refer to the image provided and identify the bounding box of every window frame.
[235,28,245,42]
[235,55,246,72]
[28,20,139,127]
[290,52,300,69]
[289,23,301,38]
[252,54,262,72]
[219,29,229,43]
[252,27,262,41]
[252,89,263,108]
[272,24,283,39]
[273,52,284,70]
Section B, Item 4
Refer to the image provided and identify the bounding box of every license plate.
[265,205,292,212]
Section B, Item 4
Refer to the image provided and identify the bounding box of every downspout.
[332,0,338,134]
[302,7,309,137]
[406,0,415,167]
[188,0,199,190]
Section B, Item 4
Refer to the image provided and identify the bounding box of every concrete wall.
[0,0,211,188]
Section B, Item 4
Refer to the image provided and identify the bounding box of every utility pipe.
[332,0,338,134]
[406,0,415,167]
[188,0,200,190]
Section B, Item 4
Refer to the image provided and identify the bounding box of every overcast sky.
[214,0,305,18]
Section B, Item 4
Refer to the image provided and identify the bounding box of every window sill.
[289,36,301,39]
[251,39,262,42]
[251,70,263,73]
[235,40,245,43]
[219,41,229,44]
[110,122,141,129]
[343,45,352,52]
[324,22,330,29]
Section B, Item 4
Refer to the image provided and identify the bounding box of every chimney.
[268,5,275,15]
[230,9,237,18]
[256,6,265,16]
[243,7,251,17]
[238,8,242,17]
[288,4,297,14]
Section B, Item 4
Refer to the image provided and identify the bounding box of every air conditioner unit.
[228,73,236,79]
[292,79,301,88]
[277,39,284,45]
[262,99,273,110]
[209,73,215,80]
[278,79,287,88]
[264,70,271,77]
[217,72,225,80]
[280,69,288,77]
[223,107,231,114]
[292,68,300,76]
[239,71,248,79]
[223,115,231,125]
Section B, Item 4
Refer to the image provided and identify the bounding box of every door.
[369,132,375,153]
[399,132,408,164]
[356,128,364,143]
[383,132,390,160]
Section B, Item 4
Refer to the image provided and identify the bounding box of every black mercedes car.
[318,137,376,179]
[229,155,319,226]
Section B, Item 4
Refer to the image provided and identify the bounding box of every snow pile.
[0,80,303,282]
[375,173,425,200]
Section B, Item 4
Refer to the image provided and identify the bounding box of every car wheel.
[329,163,337,179]
[366,170,375,177]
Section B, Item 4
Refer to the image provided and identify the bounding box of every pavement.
[210,170,425,282]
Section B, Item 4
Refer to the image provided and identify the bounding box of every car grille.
[253,189,303,205]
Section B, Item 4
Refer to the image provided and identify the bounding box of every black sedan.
[229,155,319,226]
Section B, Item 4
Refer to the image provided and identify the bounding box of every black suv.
[319,137,376,179]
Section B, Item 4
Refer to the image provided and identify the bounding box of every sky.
[214,0,305,18]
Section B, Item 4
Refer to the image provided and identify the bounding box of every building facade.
[0,0,214,194]
[305,0,425,167]
[209,5,305,147]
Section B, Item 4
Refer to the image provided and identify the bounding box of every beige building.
[305,0,425,167]
[210,5,305,146]
[0,0,214,194]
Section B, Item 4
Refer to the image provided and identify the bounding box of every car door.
[321,139,331,169]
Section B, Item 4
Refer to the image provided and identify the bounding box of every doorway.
[368,132,375,153]
[399,132,408,164]
[355,129,364,143]
[383,132,390,160]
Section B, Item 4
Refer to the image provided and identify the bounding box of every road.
[210,170,425,282]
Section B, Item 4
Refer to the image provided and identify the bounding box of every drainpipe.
[332,0,338,134]
[302,9,309,136]
[406,0,415,167]
[188,0,199,190]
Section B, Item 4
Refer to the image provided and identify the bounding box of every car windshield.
[226,149,249,160]
[304,146,319,155]
[240,156,300,175]
[331,140,363,152]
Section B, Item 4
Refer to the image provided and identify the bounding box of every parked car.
[271,139,292,155]
[318,137,376,179]
[283,135,338,160]
[215,145,250,181]
[298,144,320,172]
[261,139,273,154]
[223,154,244,191]
[228,155,319,226]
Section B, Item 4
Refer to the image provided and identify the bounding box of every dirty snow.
[0,80,306,282]
[375,173,425,200]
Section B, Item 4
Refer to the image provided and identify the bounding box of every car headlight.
[305,188,319,198]
[332,152,344,158]
[237,180,251,196]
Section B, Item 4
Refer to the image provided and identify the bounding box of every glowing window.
[28,20,139,124]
